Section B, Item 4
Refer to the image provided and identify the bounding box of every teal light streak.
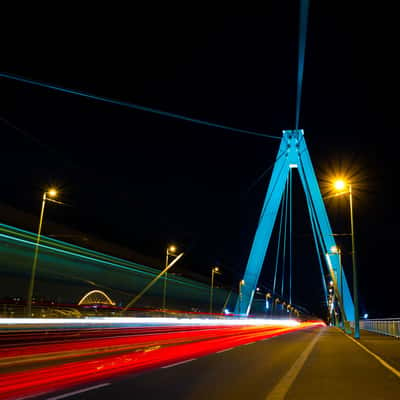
[0,72,280,140]
[0,223,164,278]
[0,232,209,291]
[0,233,156,276]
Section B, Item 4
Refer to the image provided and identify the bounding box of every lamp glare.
[334,180,346,191]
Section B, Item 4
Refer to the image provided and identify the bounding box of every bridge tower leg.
[234,130,354,322]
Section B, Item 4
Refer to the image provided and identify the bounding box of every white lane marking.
[216,347,233,354]
[343,331,400,379]
[44,383,111,400]
[265,327,324,400]
[161,358,196,369]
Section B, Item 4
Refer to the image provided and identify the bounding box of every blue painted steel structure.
[235,130,354,321]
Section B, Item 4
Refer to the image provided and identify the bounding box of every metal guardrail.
[360,318,400,338]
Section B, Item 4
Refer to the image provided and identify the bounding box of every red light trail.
[0,321,324,399]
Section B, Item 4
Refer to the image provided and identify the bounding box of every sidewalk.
[359,329,400,371]
[287,327,400,399]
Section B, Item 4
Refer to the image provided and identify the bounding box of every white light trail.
[0,317,300,327]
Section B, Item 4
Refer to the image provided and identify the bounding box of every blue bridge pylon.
[235,130,354,321]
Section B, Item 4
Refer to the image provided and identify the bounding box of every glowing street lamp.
[265,292,272,314]
[238,279,245,314]
[27,188,59,317]
[163,245,178,314]
[209,267,221,314]
[333,179,360,339]
[334,180,346,191]
[123,249,184,314]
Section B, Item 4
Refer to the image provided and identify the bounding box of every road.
[0,320,320,399]
[28,326,400,400]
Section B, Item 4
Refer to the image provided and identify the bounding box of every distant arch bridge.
[78,290,115,306]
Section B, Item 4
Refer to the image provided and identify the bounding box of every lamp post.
[330,245,345,328]
[209,267,220,314]
[238,279,245,314]
[27,188,58,317]
[334,180,360,338]
[266,292,272,316]
[122,251,184,314]
[163,245,176,314]
[287,304,292,316]
[274,297,280,316]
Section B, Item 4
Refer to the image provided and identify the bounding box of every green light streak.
[0,224,209,291]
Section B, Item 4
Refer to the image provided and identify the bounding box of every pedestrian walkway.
[286,327,400,399]
[359,329,400,371]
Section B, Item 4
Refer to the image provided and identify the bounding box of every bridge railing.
[360,318,400,338]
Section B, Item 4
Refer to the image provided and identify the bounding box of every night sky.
[2,5,400,317]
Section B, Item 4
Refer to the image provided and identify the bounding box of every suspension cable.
[289,167,293,305]
[298,162,329,305]
[273,185,286,296]
[245,152,285,195]
[0,72,280,140]
[281,176,289,297]
[307,191,329,305]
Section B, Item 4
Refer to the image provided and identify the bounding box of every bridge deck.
[30,326,400,400]
[287,327,400,399]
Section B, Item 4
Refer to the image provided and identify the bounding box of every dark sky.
[1,4,400,317]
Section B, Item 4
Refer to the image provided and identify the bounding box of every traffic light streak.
[0,322,323,399]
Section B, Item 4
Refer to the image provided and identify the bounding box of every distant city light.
[363,313,368,319]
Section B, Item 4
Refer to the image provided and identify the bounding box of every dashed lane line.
[43,383,111,400]
[216,348,233,354]
[161,358,197,369]
[265,327,324,400]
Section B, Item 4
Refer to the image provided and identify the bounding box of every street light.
[334,180,346,191]
[238,279,245,314]
[27,188,58,317]
[330,245,345,328]
[122,250,184,314]
[266,292,272,314]
[163,245,177,314]
[209,267,220,314]
[333,179,360,339]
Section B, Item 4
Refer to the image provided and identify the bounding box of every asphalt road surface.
[32,327,400,400]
